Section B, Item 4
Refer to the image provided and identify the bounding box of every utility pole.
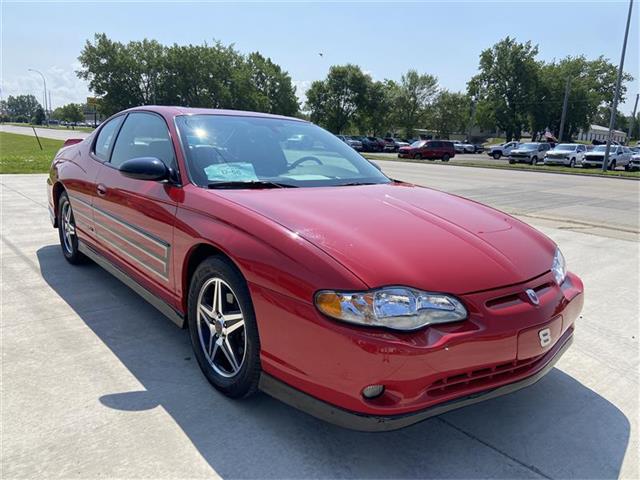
[627,93,639,144]
[603,0,633,171]
[28,68,49,126]
[558,78,571,142]
[48,90,52,120]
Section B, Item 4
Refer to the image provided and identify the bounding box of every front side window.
[176,115,390,188]
[110,112,176,169]
[94,115,124,161]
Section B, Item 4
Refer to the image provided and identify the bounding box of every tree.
[394,70,438,138]
[77,33,299,117]
[6,95,41,122]
[32,107,46,125]
[305,64,372,133]
[468,37,540,141]
[427,91,471,138]
[57,103,84,127]
[531,56,632,140]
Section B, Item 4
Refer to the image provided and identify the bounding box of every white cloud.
[1,64,91,109]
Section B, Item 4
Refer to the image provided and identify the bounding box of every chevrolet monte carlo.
[47,106,584,431]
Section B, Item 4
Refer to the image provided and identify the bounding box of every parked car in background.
[627,152,640,171]
[367,137,386,152]
[508,143,552,165]
[336,135,363,151]
[453,141,475,154]
[543,143,587,167]
[486,141,519,159]
[351,136,381,152]
[582,145,632,170]
[383,137,410,152]
[398,140,456,161]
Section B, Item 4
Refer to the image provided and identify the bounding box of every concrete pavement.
[0,124,91,141]
[1,172,638,479]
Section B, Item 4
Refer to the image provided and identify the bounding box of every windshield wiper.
[334,181,380,187]
[207,180,298,189]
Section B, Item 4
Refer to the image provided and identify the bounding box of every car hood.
[217,183,555,294]
[510,149,535,155]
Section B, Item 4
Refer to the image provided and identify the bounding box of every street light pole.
[602,0,634,172]
[28,68,49,126]
[627,93,639,144]
[558,78,571,142]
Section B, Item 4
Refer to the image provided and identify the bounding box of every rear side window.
[94,116,124,161]
[110,112,176,169]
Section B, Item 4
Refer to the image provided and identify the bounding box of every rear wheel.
[442,153,450,162]
[57,191,85,264]
[188,257,261,398]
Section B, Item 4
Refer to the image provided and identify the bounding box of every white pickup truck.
[486,141,519,159]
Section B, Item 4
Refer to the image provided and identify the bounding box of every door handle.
[96,184,107,197]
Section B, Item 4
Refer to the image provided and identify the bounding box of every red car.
[398,139,456,161]
[47,106,583,431]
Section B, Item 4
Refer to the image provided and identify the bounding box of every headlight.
[551,248,567,285]
[315,287,468,331]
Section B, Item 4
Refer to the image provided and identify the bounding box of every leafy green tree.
[32,107,46,125]
[58,103,84,127]
[77,33,299,117]
[355,80,399,136]
[393,70,438,138]
[6,95,41,121]
[427,90,471,138]
[468,37,540,141]
[531,56,632,140]
[305,64,372,133]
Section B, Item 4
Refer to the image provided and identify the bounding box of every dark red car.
[398,140,456,161]
[47,106,583,431]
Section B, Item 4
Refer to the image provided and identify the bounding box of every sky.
[1,0,639,115]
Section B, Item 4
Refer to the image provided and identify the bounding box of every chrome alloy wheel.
[197,277,246,377]
[61,200,76,254]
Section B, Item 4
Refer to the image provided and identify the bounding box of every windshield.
[518,143,538,150]
[411,140,426,147]
[593,145,614,152]
[176,115,390,188]
[554,144,576,151]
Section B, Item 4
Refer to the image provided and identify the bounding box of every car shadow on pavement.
[37,245,630,479]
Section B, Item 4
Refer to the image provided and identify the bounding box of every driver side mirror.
[119,157,170,182]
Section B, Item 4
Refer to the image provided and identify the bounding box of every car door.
[92,111,181,297]
[576,145,585,162]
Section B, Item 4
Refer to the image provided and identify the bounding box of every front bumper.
[509,155,533,163]
[252,271,583,429]
[260,329,573,431]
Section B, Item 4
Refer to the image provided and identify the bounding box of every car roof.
[121,105,308,123]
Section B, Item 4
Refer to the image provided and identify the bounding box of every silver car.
[582,145,632,170]
[544,143,587,167]
[508,142,552,165]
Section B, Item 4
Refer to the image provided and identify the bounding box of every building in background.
[576,124,627,144]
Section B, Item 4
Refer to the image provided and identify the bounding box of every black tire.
[531,156,538,166]
[57,191,85,264]
[492,152,501,159]
[609,160,616,171]
[414,153,422,160]
[188,256,261,399]
[442,153,450,162]
[569,158,576,168]
[625,164,631,171]
[509,159,516,164]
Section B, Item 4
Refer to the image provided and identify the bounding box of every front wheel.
[531,156,538,165]
[57,191,85,264]
[414,153,422,160]
[569,158,576,168]
[492,152,501,159]
[188,256,261,398]
[608,160,617,171]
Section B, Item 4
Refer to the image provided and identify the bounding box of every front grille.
[485,281,552,309]
[426,352,546,397]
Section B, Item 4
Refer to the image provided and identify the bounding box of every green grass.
[0,132,63,173]
[364,153,640,179]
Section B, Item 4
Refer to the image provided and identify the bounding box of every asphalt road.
[1,170,638,478]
